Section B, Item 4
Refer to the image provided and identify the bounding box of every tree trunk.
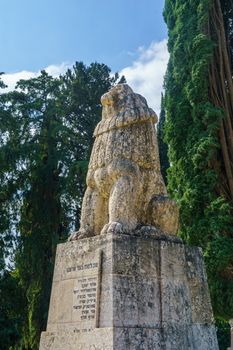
[209,0,233,203]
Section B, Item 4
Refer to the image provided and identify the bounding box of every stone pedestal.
[39,232,219,350]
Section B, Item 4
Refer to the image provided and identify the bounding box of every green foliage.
[0,270,25,350]
[7,71,69,348]
[0,63,121,349]
[164,0,233,319]
[215,318,231,350]
[0,75,23,274]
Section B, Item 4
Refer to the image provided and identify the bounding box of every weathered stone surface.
[69,84,178,241]
[40,233,219,350]
[163,323,219,350]
[185,246,214,324]
[147,195,179,235]
[40,328,113,350]
[40,85,218,349]
[113,328,163,350]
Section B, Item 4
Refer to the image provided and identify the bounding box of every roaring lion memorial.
[39,84,219,349]
[69,84,178,240]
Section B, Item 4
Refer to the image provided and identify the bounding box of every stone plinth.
[39,232,219,350]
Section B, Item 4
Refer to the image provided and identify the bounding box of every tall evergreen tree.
[0,75,26,350]
[9,72,68,348]
[164,0,233,320]
[0,75,19,272]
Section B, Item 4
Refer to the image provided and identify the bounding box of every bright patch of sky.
[1,0,168,113]
[120,40,168,114]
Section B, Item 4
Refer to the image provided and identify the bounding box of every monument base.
[39,231,219,350]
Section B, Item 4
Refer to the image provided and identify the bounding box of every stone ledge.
[41,324,218,350]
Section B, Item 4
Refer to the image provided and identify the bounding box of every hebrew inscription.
[72,276,98,323]
[47,249,101,331]
[70,253,101,329]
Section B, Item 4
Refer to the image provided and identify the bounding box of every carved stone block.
[39,233,219,350]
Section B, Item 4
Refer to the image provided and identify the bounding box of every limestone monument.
[69,84,178,240]
[40,84,219,349]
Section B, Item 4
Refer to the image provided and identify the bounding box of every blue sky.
[1,0,168,112]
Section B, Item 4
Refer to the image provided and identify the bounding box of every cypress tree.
[164,0,233,320]
[12,72,67,348]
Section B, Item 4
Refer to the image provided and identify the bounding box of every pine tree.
[164,0,233,319]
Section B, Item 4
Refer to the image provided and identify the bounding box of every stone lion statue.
[69,84,178,240]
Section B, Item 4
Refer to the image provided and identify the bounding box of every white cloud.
[1,62,72,92]
[45,63,71,77]
[1,41,169,114]
[120,39,169,115]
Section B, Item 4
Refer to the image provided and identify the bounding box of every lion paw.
[101,221,125,235]
[68,229,93,241]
